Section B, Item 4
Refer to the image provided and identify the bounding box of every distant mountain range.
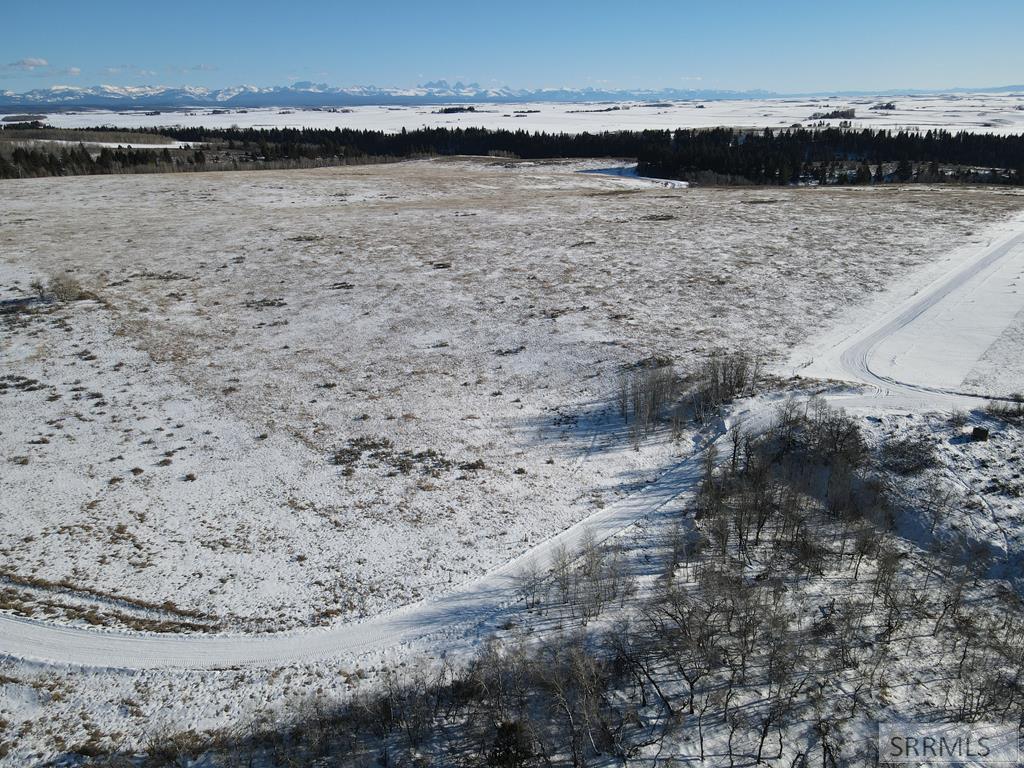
[0,81,776,110]
[1,81,1021,111]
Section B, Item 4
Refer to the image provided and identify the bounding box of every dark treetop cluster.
[2,123,1023,185]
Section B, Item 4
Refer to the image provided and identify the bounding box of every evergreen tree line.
[636,127,1024,185]
[4,123,1024,185]
[154,124,665,162]
[141,124,1024,185]
[0,143,206,179]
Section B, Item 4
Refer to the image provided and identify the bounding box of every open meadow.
[3,160,1024,763]
[2,159,1021,630]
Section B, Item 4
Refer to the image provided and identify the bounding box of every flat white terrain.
[38,92,1024,135]
[3,175,1024,671]
[2,161,1024,762]
[3,160,1020,636]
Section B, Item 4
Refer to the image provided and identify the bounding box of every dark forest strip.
[3,123,1023,185]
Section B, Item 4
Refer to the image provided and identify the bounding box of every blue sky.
[4,0,1024,93]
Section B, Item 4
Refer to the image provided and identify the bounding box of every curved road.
[2,220,1024,670]
[805,221,1024,408]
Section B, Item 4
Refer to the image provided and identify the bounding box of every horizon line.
[4,80,1024,97]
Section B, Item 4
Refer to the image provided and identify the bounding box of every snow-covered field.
[3,160,1024,763]
[964,308,1024,395]
[35,92,1024,135]
[3,159,1020,635]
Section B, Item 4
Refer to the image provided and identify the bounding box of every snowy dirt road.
[2,214,1024,670]
[804,216,1024,407]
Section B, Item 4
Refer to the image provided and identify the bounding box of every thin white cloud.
[102,64,159,78]
[165,63,218,75]
[10,57,49,70]
[0,58,81,80]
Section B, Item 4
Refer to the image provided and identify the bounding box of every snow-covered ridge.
[0,81,815,109]
[4,80,1024,111]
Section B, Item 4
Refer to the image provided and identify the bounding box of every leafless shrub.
[986,395,1024,422]
[919,479,955,538]
[881,433,938,474]
[806,397,867,466]
[515,561,544,610]
[948,409,968,429]
[617,361,677,438]
[616,350,760,439]
[143,728,205,767]
[46,272,90,302]
[689,350,760,424]
[575,533,635,619]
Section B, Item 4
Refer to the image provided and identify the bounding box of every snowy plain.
[34,92,1024,135]
[2,160,1024,762]
[3,160,1021,634]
